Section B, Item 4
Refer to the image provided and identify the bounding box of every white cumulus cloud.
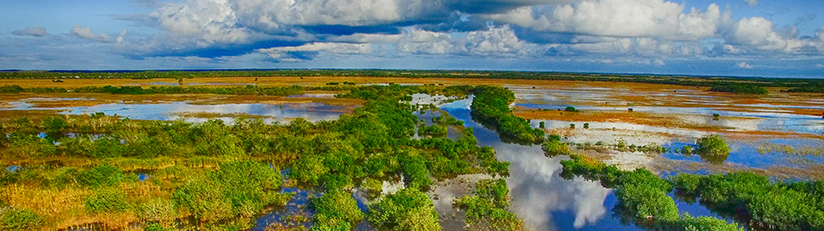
[71,25,114,43]
[486,0,723,40]
[743,0,758,7]
[737,62,753,69]
[98,0,824,62]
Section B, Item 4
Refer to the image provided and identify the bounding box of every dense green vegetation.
[560,154,743,231]
[3,76,818,231]
[787,86,824,93]
[470,86,545,144]
[367,188,440,231]
[432,114,463,127]
[2,69,823,89]
[695,134,731,164]
[173,161,286,220]
[672,172,824,230]
[0,84,514,230]
[561,152,824,230]
[453,179,525,231]
[709,84,769,94]
[541,135,570,157]
[311,191,365,230]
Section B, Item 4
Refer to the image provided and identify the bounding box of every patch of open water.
[3,101,349,124]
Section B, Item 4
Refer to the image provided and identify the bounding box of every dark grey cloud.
[12,27,47,37]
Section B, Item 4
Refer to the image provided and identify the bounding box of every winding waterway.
[439,97,728,231]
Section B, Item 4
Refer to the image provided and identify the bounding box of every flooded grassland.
[506,83,824,179]
[1,77,822,231]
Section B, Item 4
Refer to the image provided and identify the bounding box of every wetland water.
[439,98,729,231]
[6,90,817,230]
[510,85,824,177]
[2,101,349,123]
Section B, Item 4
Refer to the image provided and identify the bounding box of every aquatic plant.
[559,154,743,230]
[673,172,824,230]
[417,124,448,137]
[432,114,463,126]
[0,85,513,229]
[680,146,694,155]
[453,179,525,231]
[311,191,364,228]
[174,161,285,220]
[470,86,545,144]
[367,188,440,231]
[85,188,132,213]
[615,184,679,221]
[541,139,570,157]
[696,135,730,163]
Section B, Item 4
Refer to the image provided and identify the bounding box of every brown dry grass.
[0,184,142,230]
[2,77,821,116]
[515,109,706,129]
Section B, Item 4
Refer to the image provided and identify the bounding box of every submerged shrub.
[77,165,124,188]
[453,179,524,231]
[615,184,678,221]
[90,137,125,158]
[680,145,694,155]
[542,139,570,157]
[292,155,329,185]
[42,116,68,133]
[401,155,432,190]
[669,214,744,231]
[8,134,56,158]
[368,188,440,231]
[671,174,701,194]
[311,191,364,228]
[136,199,177,221]
[173,178,233,221]
[85,189,131,213]
[173,161,283,220]
[696,135,730,163]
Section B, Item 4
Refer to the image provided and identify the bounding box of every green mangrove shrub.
[367,188,440,231]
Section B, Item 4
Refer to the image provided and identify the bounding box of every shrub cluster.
[470,86,544,144]
[560,154,743,231]
[367,188,440,231]
[452,179,525,231]
[672,172,824,230]
[695,134,731,164]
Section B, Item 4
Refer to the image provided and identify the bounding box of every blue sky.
[1,0,823,78]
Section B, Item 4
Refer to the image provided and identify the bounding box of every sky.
[1,0,824,78]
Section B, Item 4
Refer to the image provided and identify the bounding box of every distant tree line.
[709,84,769,94]
[3,69,824,89]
